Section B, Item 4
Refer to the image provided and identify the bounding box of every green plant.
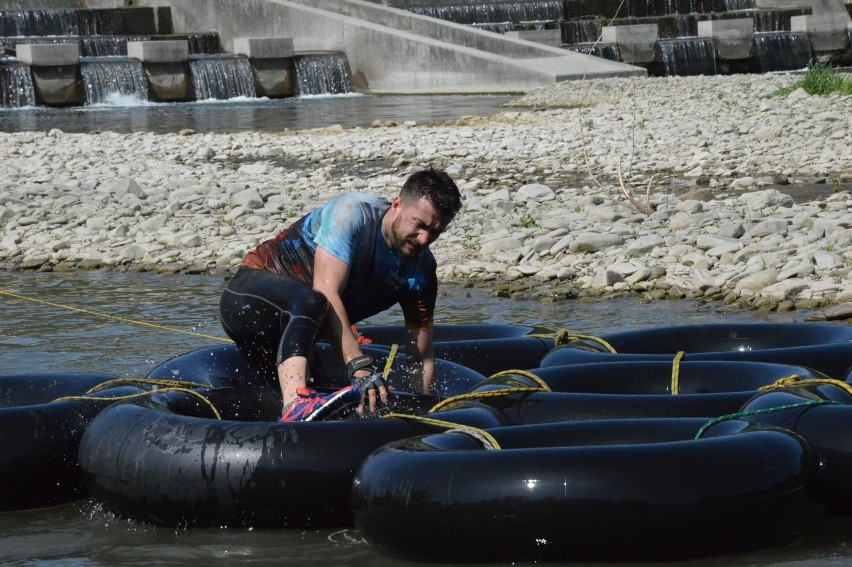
[831,179,841,192]
[774,61,852,97]
[463,237,477,251]
[520,215,538,229]
[582,119,594,130]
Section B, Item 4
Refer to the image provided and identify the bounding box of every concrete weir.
[84,0,645,93]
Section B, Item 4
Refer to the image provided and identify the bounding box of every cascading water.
[82,36,153,58]
[295,54,352,95]
[407,1,562,26]
[189,55,256,100]
[657,38,717,76]
[0,63,35,107]
[80,58,149,104]
[569,43,621,61]
[0,9,78,36]
[723,0,756,11]
[754,31,813,72]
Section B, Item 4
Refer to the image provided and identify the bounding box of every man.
[219,168,461,421]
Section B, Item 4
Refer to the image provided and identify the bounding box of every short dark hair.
[400,167,462,220]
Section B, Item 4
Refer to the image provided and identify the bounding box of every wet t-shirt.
[243,193,436,330]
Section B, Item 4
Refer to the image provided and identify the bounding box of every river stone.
[571,233,624,252]
[516,183,555,202]
[734,269,780,291]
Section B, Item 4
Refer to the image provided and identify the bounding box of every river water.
[1,269,851,566]
[0,94,516,134]
[1,91,851,565]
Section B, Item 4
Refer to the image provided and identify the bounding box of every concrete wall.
[83,0,644,93]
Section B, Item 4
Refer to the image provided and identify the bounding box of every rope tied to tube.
[529,329,618,352]
[758,375,852,397]
[671,351,685,395]
[51,378,222,419]
[694,399,839,439]
[383,413,501,450]
[428,369,551,413]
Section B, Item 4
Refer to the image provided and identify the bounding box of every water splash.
[80,59,149,105]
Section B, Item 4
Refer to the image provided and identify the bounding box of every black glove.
[347,355,389,414]
[346,355,387,393]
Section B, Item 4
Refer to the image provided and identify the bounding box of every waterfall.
[657,38,717,76]
[0,9,78,36]
[723,0,756,10]
[295,54,352,95]
[80,59,149,105]
[82,36,151,58]
[569,43,621,61]
[189,55,256,100]
[408,1,562,25]
[570,20,601,43]
[754,32,813,72]
[0,63,35,107]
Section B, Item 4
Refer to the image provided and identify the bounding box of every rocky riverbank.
[0,72,850,320]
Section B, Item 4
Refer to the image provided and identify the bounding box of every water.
[407,1,562,26]
[189,55,257,101]
[754,31,813,73]
[295,53,352,96]
[658,38,717,76]
[80,58,149,105]
[0,62,35,107]
[2,270,852,565]
[0,93,515,134]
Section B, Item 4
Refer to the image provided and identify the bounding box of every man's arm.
[312,246,362,365]
[405,326,435,394]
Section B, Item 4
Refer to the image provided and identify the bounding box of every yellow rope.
[671,351,685,395]
[758,375,852,397]
[529,329,618,352]
[0,290,232,343]
[487,369,552,391]
[83,377,213,393]
[384,413,501,450]
[52,387,223,419]
[382,344,399,379]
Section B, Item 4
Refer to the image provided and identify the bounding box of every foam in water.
[189,56,256,101]
[295,54,352,96]
[80,59,149,105]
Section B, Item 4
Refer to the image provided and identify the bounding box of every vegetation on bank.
[774,61,852,97]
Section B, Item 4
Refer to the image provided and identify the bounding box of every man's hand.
[346,355,389,414]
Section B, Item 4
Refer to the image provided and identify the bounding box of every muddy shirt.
[243,193,436,330]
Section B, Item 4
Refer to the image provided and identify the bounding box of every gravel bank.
[1,72,850,320]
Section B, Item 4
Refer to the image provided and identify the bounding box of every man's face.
[387,196,451,257]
